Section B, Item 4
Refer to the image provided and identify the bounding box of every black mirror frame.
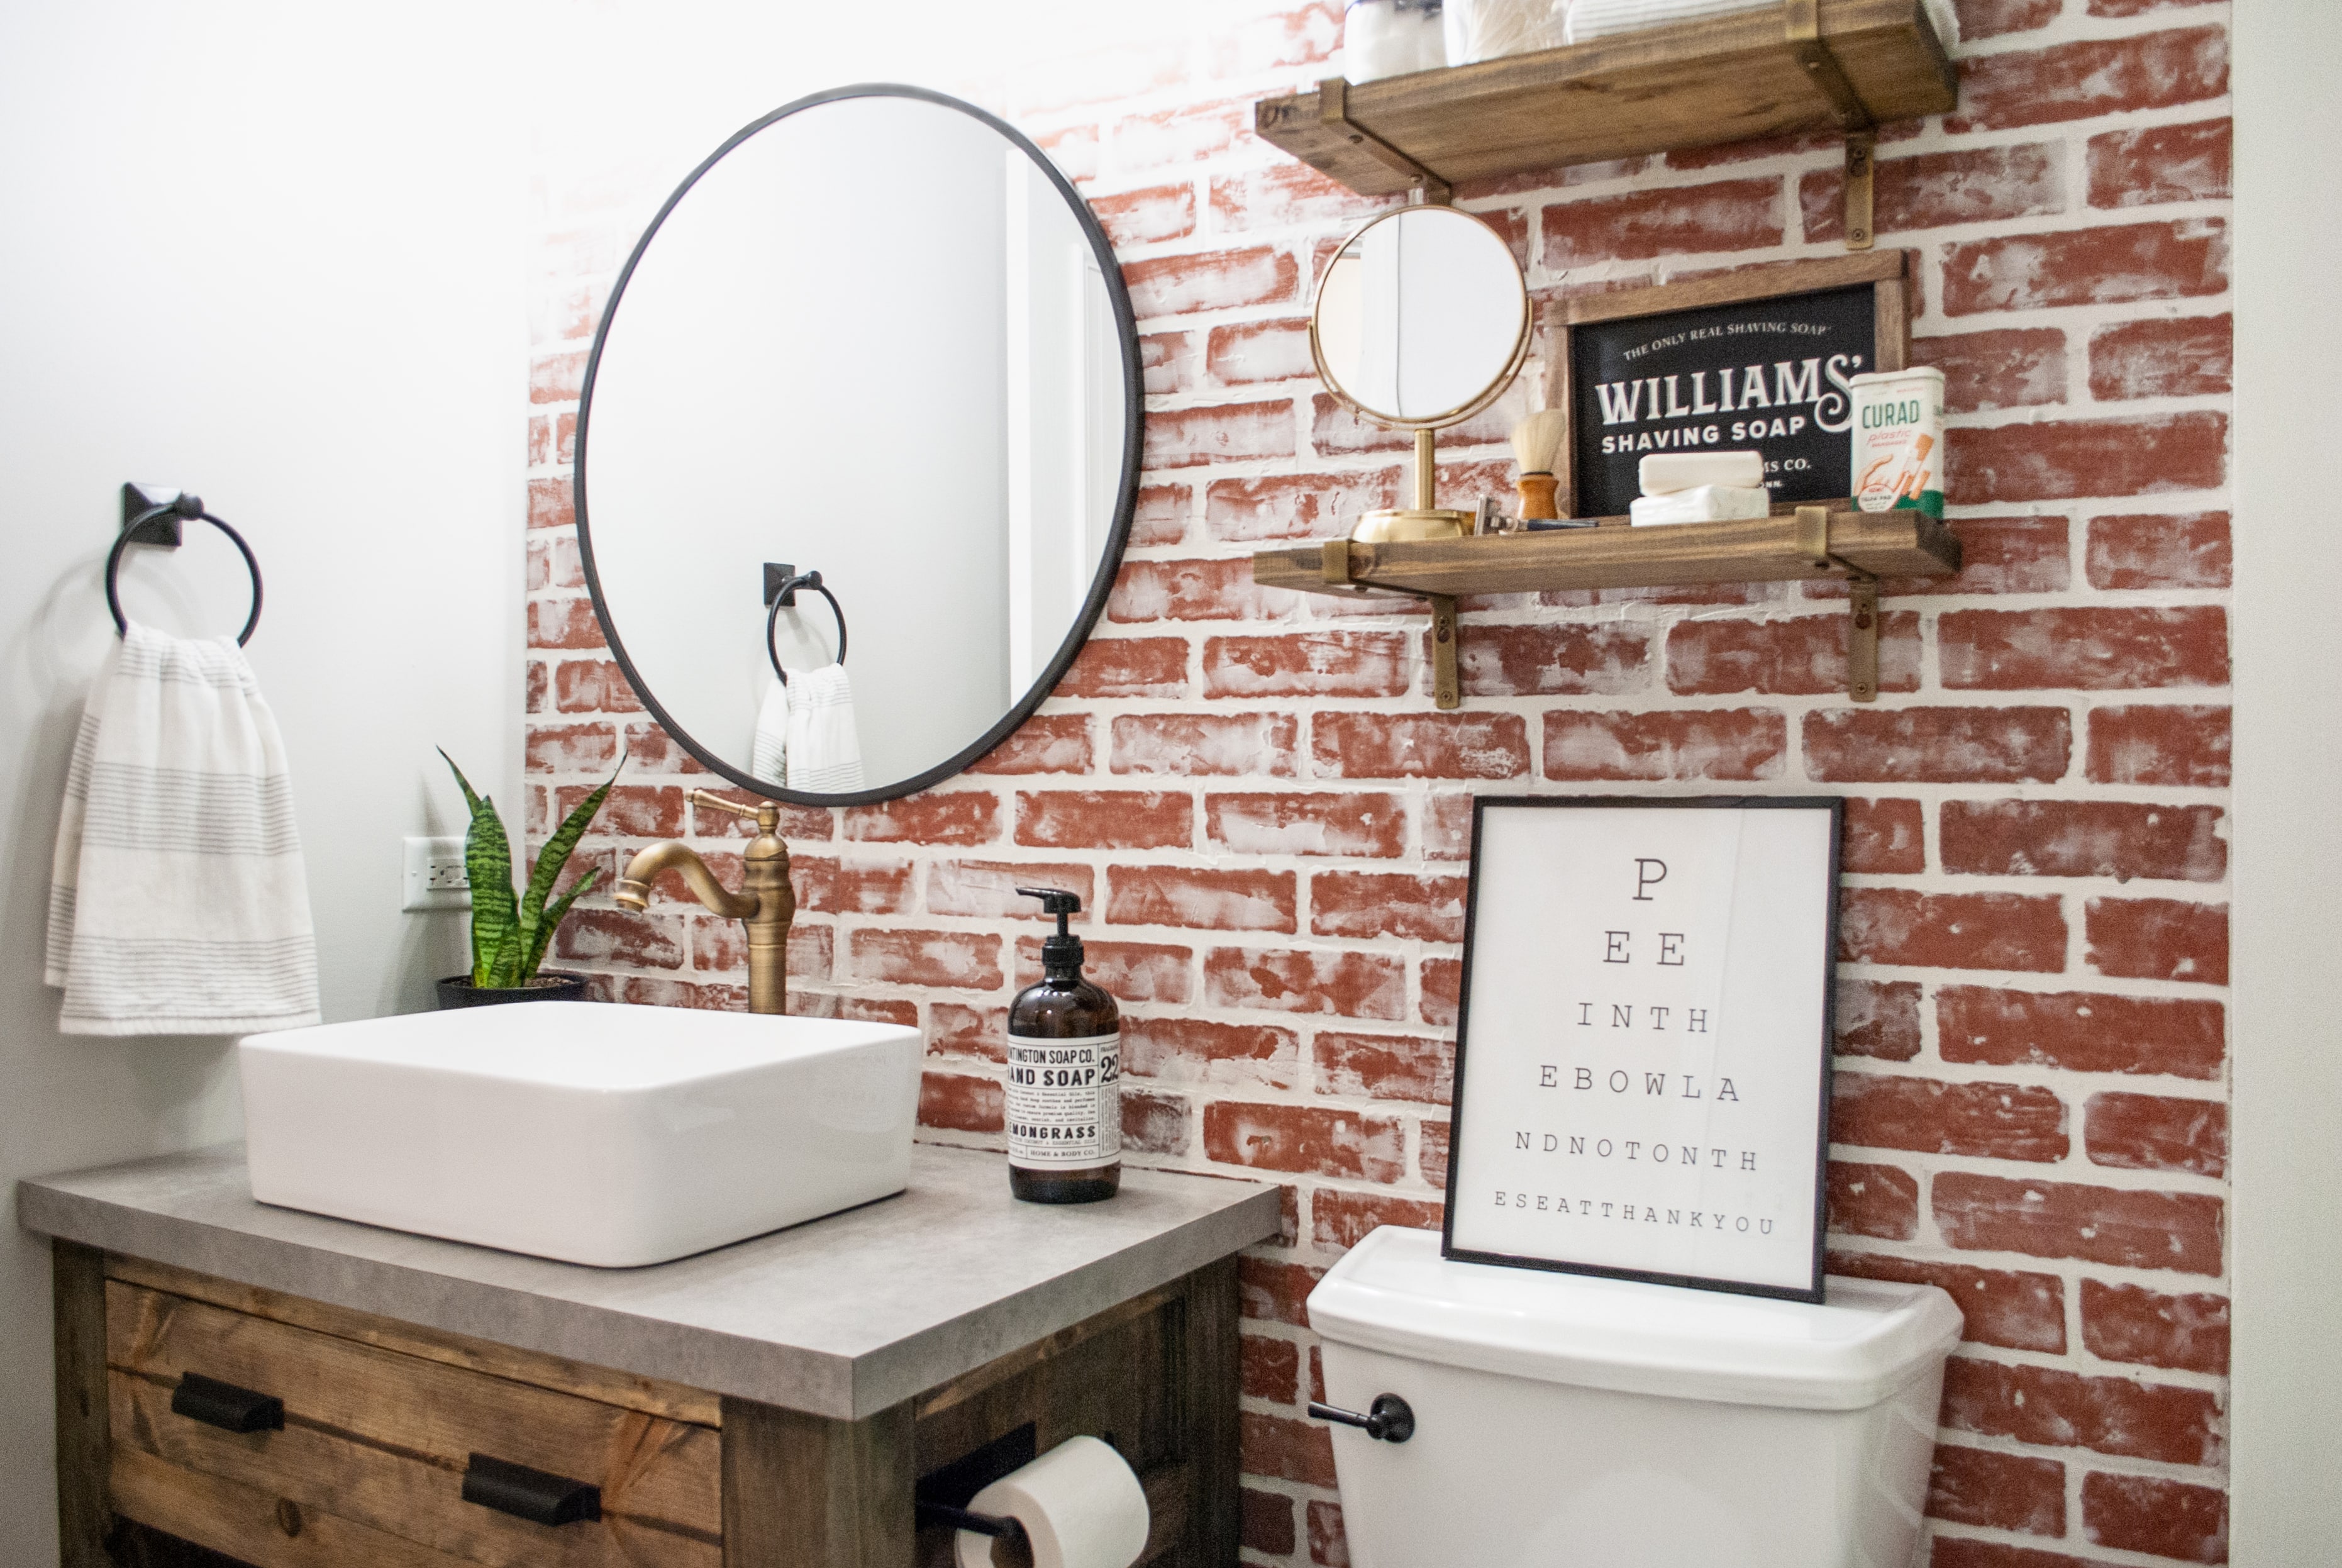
[572,82,1143,807]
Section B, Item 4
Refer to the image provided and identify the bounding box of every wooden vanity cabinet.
[55,1241,1239,1568]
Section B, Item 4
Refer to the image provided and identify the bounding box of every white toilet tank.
[1307,1228,1963,1568]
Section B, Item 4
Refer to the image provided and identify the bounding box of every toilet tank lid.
[1307,1228,1964,1411]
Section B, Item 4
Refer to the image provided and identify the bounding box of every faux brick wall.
[526,3,2232,1562]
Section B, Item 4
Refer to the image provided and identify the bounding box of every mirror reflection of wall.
[1005,150,1125,696]
[580,89,1136,801]
[1313,206,1529,425]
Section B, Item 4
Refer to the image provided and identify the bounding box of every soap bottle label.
[1005,1030,1122,1166]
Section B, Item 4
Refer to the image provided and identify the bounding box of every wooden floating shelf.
[1250,506,1960,706]
[1253,506,1958,598]
[1255,0,1955,199]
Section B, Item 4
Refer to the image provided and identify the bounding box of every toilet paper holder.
[916,1420,1043,1549]
[918,1423,1141,1556]
[918,1500,1028,1546]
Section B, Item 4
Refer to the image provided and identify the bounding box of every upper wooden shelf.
[1252,506,1960,599]
[1254,0,1956,197]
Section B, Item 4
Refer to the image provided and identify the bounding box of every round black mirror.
[575,85,1141,804]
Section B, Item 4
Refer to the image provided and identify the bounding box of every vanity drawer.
[105,1280,721,1567]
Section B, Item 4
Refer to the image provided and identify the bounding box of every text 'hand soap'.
[1007,887,1121,1203]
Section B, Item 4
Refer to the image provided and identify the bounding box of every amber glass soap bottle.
[1006,887,1121,1203]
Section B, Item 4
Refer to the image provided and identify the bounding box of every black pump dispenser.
[1019,886,1085,972]
[1006,886,1120,1204]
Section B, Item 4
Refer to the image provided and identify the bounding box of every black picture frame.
[1441,794,1845,1303]
[572,83,1143,807]
[1543,251,1915,523]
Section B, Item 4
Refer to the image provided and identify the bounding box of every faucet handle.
[690,790,758,818]
[691,790,782,836]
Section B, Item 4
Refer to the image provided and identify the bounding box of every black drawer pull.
[171,1372,284,1433]
[462,1453,601,1526]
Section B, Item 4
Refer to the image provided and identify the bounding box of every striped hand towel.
[751,676,790,786]
[45,625,322,1035]
[783,664,865,794]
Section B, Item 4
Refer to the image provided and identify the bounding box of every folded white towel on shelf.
[783,664,865,794]
[45,624,321,1035]
[1567,0,1955,45]
[751,677,790,786]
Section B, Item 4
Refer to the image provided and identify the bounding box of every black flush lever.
[1309,1393,1416,1443]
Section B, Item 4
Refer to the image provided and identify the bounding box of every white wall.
[2229,1,2342,1557]
[0,4,528,1554]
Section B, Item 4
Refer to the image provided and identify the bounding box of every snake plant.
[439,749,622,988]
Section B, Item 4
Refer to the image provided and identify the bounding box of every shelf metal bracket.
[1318,538,1462,706]
[1782,0,1877,251]
[1846,573,1880,702]
[1784,0,1873,130]
[1316,79,1452,205]
[1843,131,1877,251]
[1796,505,1880,701]
[1428,595,1460,709]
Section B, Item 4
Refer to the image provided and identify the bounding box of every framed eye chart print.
[1441,796,1843,1303]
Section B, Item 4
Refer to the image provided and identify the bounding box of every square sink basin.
[240,1002,923,1267]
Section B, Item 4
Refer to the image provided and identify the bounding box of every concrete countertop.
[19,1140,1281,1421]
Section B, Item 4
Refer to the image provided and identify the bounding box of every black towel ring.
[106,494,264,647]
[765,569,846,686]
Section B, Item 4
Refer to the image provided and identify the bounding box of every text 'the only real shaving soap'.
[1007,887,1121,1203]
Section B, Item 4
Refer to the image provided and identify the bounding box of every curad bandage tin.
[1849,367,1945,518]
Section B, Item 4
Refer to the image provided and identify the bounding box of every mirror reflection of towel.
[752,679,789,786]
[782,665,863,794]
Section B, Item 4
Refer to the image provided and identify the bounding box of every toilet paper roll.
[955,1435,1151,1568]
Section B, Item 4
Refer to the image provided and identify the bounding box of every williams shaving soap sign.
[1569,285,1873,518]
[1443,798,1842,1301]
[1547,253,1917,522]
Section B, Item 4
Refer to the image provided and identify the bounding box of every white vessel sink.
[239,1002,923,1267]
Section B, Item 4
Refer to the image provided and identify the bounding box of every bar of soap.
[1629,486,1773,526]
[1639,451,1765,494]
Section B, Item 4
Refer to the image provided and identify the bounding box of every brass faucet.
[611,791,795,1015]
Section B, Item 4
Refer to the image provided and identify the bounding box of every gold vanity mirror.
[1311,203,1531,542]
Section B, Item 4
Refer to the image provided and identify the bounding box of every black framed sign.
[1441,796,1844,1303]
[1543,250,1915,521]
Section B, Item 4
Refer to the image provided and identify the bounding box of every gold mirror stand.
[1352,428,1476,544]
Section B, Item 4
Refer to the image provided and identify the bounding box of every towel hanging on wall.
[45,624,321,1035]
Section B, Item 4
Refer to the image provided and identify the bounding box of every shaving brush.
[1510,409,1569,522]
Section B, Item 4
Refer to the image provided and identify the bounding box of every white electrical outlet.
[402,836,470,911]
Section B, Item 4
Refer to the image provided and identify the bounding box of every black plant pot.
[436,972,593,1009]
